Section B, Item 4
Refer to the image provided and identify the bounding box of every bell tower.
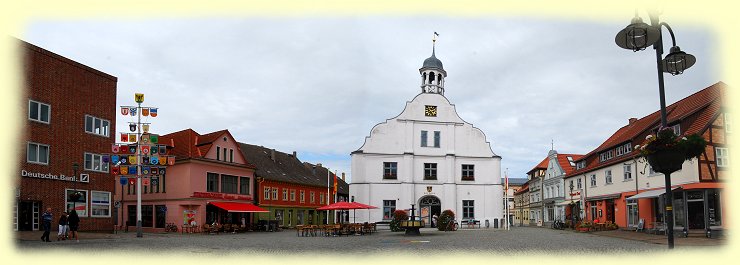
[419,33,447,95]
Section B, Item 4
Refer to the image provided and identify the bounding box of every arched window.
[422,72,427,84]
[437,74,442,85]
[429,72,435,83]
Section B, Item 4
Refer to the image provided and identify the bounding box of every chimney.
[628,118,637,125]
[317,163,322,168]
[270,149,276,162]
[292,151,297,158]
[341,172,345,181]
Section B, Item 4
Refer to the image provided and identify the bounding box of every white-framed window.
[725,113,732,133]
[264,187,270,200]
[272,188,278,200]
[462,200,475,219]
[605,170,612,184]
[310,191,315,203]
[300,190,305,203]
[27,142,49,165]
[624,164,632,180]
[462,164,475,180]
[283,189,288,201]
[290,190,296,201]
[671,124,681,136]
[383,200,396,220]
[84,153,109,173]
[28,100,50,123]
[716,147,729,167]
[421,130,428,147]
[576,161,586,170]
[65,189,88,217]
[424,163,437,180]
[616,143,632,156]
[90,191,111,218]
[84,115,110,137]
[433,131,441,148]
[600,150,614,162]
[590,174,597,187]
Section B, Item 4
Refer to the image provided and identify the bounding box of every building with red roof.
[117,128,257,232]
[522,150,583,227]
[564,82,728,235]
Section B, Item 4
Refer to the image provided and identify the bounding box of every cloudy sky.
[19,14,719,181]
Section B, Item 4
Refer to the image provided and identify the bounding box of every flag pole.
[505,168,509,230]
[326,166,330,225]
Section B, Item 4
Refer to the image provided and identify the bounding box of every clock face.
[425,105,437,117]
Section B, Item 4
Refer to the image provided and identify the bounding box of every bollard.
[485,219,490,228]
[493,219,499,228]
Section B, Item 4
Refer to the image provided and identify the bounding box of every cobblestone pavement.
[15,226,724,255]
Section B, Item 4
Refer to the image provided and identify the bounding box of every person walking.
[41,207,52,242]
[57,211,68,241]
[67,209,80,242]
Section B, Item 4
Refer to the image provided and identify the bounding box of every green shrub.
[437,209,455,231]
[389,210,408,232]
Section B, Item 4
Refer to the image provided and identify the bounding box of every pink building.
[117,128,257,232]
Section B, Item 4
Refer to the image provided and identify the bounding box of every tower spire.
[420,32,446,95]
[432,32,439,56]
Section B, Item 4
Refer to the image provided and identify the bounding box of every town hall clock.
[424,105,437,117]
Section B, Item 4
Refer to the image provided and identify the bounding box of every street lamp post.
[72,163,79,211]
[569,181,575,228]
[615,9,696,249]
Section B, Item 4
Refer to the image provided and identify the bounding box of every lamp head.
[615,15,660,52]
[662,46,696,75]
[72,163,79,171]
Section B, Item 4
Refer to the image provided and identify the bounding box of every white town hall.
[350,41,503,227]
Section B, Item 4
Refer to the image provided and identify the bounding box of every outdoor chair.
[202,224,211,235]
[296,225,305,237]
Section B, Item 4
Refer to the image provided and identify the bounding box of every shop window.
[65,189,88,217]
[155,205,166,228]
[707,189,722,227]
[90,191,111,218]
[141,205,153,227]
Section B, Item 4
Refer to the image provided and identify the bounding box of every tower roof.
[422,48,444,70]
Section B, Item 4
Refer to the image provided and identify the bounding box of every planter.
[646,149,685,174]
[577,227,590,232]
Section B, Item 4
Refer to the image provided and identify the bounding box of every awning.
[208,201,268,213]
[626,187,680,200]
[585,194,621,202]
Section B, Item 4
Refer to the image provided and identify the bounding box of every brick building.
[15,40,118,232]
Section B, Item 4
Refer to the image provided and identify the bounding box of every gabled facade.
[541,151,583,226]
[566,82,728,234]
[120,129,256,231]
[239,143,349,227]
[351,45,503,226]
[16,40,118,232]
[525,158,547,226]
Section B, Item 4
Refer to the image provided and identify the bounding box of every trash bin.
[493,219,498,228]
[485,219,490,228]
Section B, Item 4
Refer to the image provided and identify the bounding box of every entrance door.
[18,201,39,231]
[419,196,441,227]
[686,191,705,230]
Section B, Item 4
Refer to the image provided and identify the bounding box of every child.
[57,211,68,241]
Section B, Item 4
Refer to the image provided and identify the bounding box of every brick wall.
[17,40,118,232]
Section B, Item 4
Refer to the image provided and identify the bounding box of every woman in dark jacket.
[67,210,80,242]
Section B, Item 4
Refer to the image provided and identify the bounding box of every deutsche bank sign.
[20,170,89,183]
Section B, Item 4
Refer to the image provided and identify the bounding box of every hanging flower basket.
[646,150,685,174]
[69,192,82,202]
[636,127,707,174]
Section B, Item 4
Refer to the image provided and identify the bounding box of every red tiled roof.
[527,157,549,174]
[568,81,726,177]
[557,154,584,175]
[159,129,255,168]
